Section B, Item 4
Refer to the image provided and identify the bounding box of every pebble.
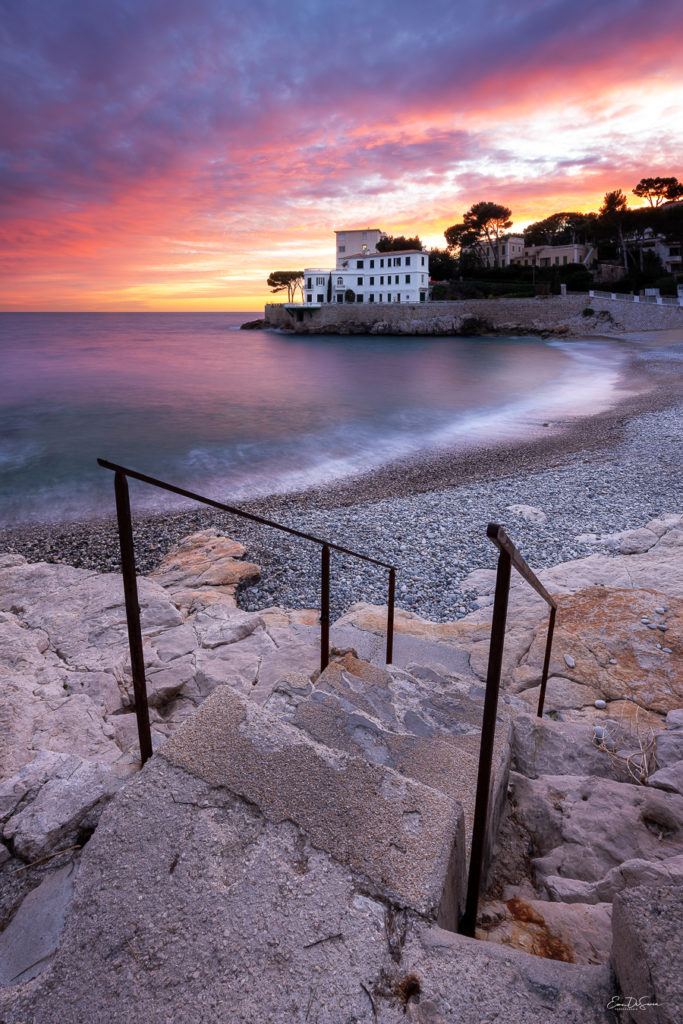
[0,404,680,624]
[655,607,667,614]
[593,725,615,750]
[563,654,576,669]
[595,699,607,709]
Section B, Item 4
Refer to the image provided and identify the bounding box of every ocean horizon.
[0,311,628,527]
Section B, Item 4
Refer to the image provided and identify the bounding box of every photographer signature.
[607,995,659,1010]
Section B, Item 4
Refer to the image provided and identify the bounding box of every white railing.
[589,290,683,307]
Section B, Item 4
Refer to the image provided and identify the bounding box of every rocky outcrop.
[0,512,681,1019]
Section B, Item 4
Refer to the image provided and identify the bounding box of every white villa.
[303,229,430,305]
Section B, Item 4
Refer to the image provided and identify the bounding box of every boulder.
[511,713,629,781]
[648,761,683,796]
[506,504,548,524]
[654,729,683,767]
[509,772,683,886]
[3,756,126,861]
[149,529,260,605]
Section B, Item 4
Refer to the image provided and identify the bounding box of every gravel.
[1,400,680,623]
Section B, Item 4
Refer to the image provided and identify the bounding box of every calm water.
[0,312,627,526]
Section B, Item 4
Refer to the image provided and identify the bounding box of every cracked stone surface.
[1,514,682,1019]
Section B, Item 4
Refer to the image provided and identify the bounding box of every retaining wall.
[264,295,683,334]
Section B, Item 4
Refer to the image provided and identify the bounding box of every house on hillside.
[516,242,595,269]
[464,234,595,270]
[304,230,430,304]
[468,234,526,268]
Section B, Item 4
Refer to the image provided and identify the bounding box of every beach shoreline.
[0,329,680,623]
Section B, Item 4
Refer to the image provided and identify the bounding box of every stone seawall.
[264,295,683,335]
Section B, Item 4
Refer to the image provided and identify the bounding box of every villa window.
[380,276,384,284]
[337,276,343,286]
[395,275,399,284]
[357,277,363,286]
[394,257,401,266]
[356,260,363,269]
[338,246,345,253]
[405,274,411,283]
[307,278,312,289]
[421,256,425,265]
[378,294,382,302]
[336,295,343,303]
[356,294,364,302]
[306,295,312,303]
[380,259,385,267]
[405,257,411,265]
[369,276,375,285]
[369,294,375,302]
[370,260,375,268]
[316,276,325,285]
[563,256,568,265]
[317,294,323,303]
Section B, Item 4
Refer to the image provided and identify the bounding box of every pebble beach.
[1,334,681,622]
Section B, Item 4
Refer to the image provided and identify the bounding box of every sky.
[1,0,682,312]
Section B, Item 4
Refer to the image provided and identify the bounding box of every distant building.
[470,235,526,268]
[515,242,595,268]
[464,234,594,269]
[304,230,430,305]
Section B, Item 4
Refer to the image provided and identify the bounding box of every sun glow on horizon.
[2,0,682,311]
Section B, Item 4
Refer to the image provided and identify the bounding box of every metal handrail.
[459,522,557,937]
[98,459,397,764]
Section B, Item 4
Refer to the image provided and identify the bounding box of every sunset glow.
[2,0,682,312]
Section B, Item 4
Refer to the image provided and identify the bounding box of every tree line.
[266,176,682,299]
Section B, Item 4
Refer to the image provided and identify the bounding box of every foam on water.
[0,313,634,526]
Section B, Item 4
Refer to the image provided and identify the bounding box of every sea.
[0,311,629,528]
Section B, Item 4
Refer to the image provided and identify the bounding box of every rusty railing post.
[113,471,153,765]
[386,567,395,664]
[536,605,557,718]
[460,546,511,937]
[320,543,330,673]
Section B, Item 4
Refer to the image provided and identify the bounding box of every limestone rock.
[604,526,661,555]
[544,854,683,905]
[1,673,123,778]
[509,772,683,886]
[648,761,683,796]
[0,862,78,985]
[3,756,126,861]
[149,529,260,601]
[666,709,683,730]
[654,728,683,767]
[612,884,683,1024]
[511,713,629,781]
[191,605,264,649]
[506,504,548,524]
[477,896,613,965]
[509,587,682,714]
